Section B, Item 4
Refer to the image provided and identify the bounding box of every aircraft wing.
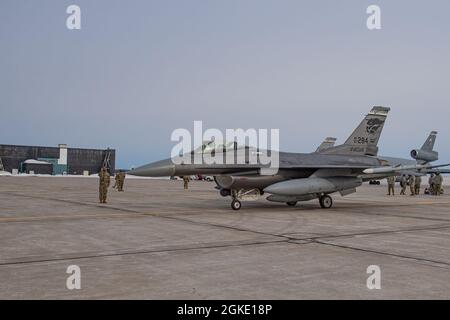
[193,164,375,170]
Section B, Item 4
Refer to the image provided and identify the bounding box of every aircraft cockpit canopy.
[192,140,253,154]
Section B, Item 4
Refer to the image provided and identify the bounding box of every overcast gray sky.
[1,0,449,168]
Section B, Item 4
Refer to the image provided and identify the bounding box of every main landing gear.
[319,195,333,208]
[287,196,333,209]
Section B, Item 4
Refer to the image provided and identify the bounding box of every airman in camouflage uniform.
[429,173,435,195]
[414,175,422,195]
[117,171,126,192]
[408,175,415,196]
[98,167,110,203]
[386,176,395,196]
[183,176,190,190]
[432,172,443,196]
[399,175,407,195]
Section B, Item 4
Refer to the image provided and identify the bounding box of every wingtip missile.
[363,163,450,175]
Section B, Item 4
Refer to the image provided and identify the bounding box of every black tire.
[231,199,242,210]
[319,195,333,209]
[286,201,297,207]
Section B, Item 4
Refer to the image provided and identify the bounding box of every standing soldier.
[98,167,110,204]
[408,175,415,196]
[183,176,190,190]
[428,173,435,195]
[113,171,119,189]
[386,176,395,196]
[399,175,407,195]
[414,175,422,195]
[433,172,443,196]
[117,171,126,192]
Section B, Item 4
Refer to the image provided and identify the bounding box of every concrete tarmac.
[1,176,450,299]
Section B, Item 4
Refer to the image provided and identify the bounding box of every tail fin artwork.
[315,137,337,152]
[410,131,438,164]
[321,106,390,156]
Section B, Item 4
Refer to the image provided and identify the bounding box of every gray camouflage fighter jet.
[129,106,448,210]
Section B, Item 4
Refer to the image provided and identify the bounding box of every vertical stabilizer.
[315,137,337,152]
[321,106,390,156]
[420,131,437,152]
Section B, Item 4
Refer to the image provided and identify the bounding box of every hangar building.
[0,144,115,175]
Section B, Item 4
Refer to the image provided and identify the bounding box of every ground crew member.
[429,173,435,195]
[408,175,415,196]
[183,176,190,190]
[399,175,407,195]
[117,171,126,192]
[113,171,119,189]
[414,175,422,195]
[433,172,443,196]
[98,167,110,204]
[387,176,395,196]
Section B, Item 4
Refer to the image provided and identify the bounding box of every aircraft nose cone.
[128,159,175,177]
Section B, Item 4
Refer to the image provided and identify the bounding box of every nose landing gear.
[231,199,242,210]
[228,188,263,210]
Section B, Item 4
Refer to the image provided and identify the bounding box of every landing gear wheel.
[286,201,297,207]
[319,195,333,209]
[231,199,242,210]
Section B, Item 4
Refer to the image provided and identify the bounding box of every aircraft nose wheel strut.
[319,195,333,208]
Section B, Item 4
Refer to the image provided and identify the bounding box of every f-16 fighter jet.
[130,107,448,210]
